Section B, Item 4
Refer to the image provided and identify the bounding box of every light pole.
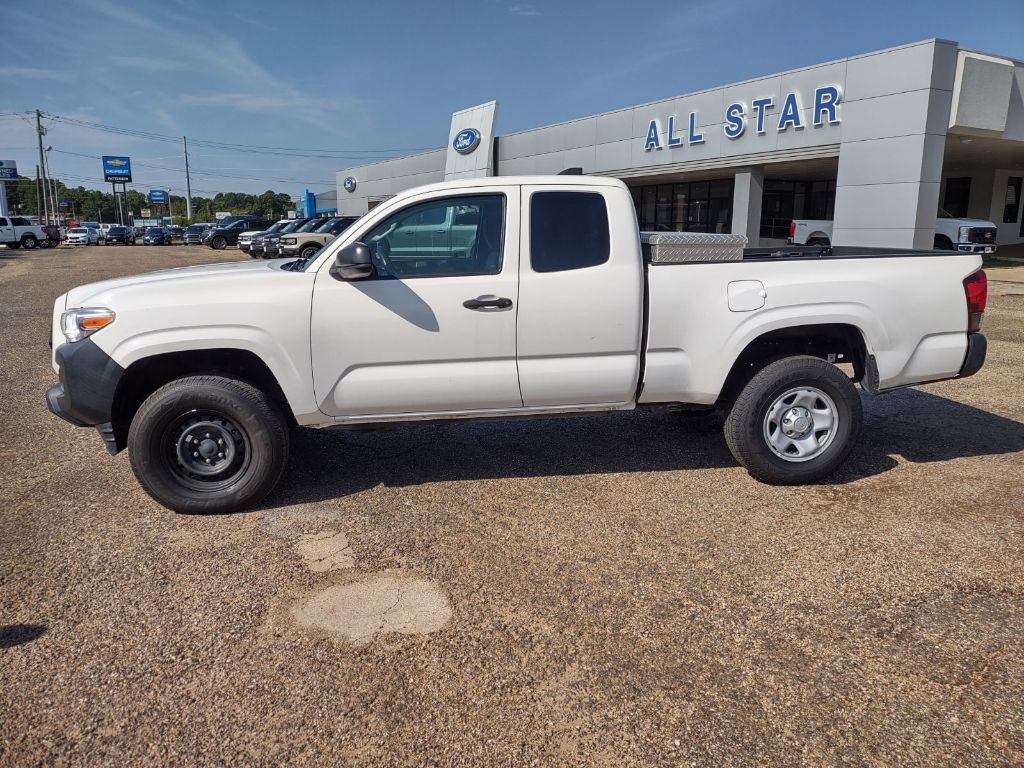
[45,147,62,224]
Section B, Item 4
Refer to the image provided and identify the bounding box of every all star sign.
[643,85,841,151]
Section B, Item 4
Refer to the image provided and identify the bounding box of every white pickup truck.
[46,176,988,514]
[790,210,999,253]
[0,215,48,249]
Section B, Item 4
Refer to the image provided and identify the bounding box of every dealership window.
[630,179,733,233]
[758,179,836,238]
[806,180,836,220]
[530,191,610,272]
[1003,176,1022,224]
[943,177,972,219]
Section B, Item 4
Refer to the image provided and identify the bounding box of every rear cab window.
[529,191,610,272]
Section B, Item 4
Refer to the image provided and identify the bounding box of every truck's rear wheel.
[724,356,862,484]
[128,376,289,514]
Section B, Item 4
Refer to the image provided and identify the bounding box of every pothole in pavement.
[294,530,355,572]
[292,574,452,645]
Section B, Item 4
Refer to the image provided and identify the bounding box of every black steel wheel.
[128,376,289,514]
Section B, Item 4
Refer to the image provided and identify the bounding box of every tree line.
[3,176,295,225]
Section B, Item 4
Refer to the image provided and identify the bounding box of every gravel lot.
[1,245,1022,766]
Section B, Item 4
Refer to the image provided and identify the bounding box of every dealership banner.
[102,156,132,183]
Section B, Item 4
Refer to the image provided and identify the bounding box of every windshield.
[185,225,204,233]
[937,208,952,218]
[263,221,289,234]
[109,227,125,234]
[70,228,87,234]
[147,228,167,234]
[296,218,325,232]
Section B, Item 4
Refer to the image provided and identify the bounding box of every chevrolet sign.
[102,155,132,183]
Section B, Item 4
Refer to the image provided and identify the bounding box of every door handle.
[463,295,513,310]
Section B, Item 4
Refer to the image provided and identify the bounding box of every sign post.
[0,159,17,217]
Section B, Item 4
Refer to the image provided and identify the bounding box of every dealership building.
[334,40,1024,249]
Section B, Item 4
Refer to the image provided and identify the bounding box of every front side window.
[0,218,8,227]
[362,194,505,278]
[530,191,610,273]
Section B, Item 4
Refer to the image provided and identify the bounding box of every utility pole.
[167,189,173,222]
[35,110,50,225]
[183,136,193,220]
[35,165,42,220]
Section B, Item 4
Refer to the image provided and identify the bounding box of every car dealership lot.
[1,246,1022,765]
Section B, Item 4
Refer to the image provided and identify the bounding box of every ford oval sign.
[343,176,357,193]
[452,128,481,155]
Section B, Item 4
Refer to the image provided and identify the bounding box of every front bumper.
[45,338,125,454]
[957,243,997,254]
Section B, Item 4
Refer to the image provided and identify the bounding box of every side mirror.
[330,242,375,281]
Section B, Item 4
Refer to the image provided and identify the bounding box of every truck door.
[0,217,11,243]
[517,184,644,407]
[311,187,522,417]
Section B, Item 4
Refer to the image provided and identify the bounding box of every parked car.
[203,218,272,250]
[166,225,185,244]
[240,219,292,256]
[0,215,48,249]
[258,217,323,258]
[39,223,63,247]
[66,227,98,246]
[789,210,999,253]
[104,226,133,245]
[45,175,989,514]
[183,224,212,245]
[279,216,360,259]
[200,215,261,246]
[142,227,172,245]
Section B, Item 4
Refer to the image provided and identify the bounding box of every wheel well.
[717,324,868,407]
[111,349,294,451]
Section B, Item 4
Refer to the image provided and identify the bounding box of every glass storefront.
[630,179,733,233]
[630,178,835,237]
[761,179,836,239]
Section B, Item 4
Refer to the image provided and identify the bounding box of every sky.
[2,0,1022,201]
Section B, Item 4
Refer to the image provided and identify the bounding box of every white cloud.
[509,4,541,15]
[0,67,72,81]
[108,56,187,72]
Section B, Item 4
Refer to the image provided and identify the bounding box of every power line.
[49,148,337,187]
[41,111,434,159]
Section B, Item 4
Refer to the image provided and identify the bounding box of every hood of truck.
[63,260,282,308]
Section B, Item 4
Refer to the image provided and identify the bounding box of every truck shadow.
[264,388,1024,508]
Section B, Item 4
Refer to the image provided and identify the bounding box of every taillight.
[963,270,987,333]
[789,220,796,240]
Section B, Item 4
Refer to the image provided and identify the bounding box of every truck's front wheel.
[211,236,227,250]
[724,356,862,484]
[21,235,38,250]
[128,376,289,514]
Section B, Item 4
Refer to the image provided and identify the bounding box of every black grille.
[968,227,997,244]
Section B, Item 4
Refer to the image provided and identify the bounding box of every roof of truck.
[403,175,627,197]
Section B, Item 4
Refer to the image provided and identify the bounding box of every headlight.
[281,237,297,245]
[958,226,972,243]
[60,308,115,343]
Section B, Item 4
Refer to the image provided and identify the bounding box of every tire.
[724,355,862,485]
[934,235,954,251]
[806,237,830,247]
[211,236,227,250]
[128,376,289,514]
[300,245,320,259]
[7,241,20,250]
[21,235,38,250]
